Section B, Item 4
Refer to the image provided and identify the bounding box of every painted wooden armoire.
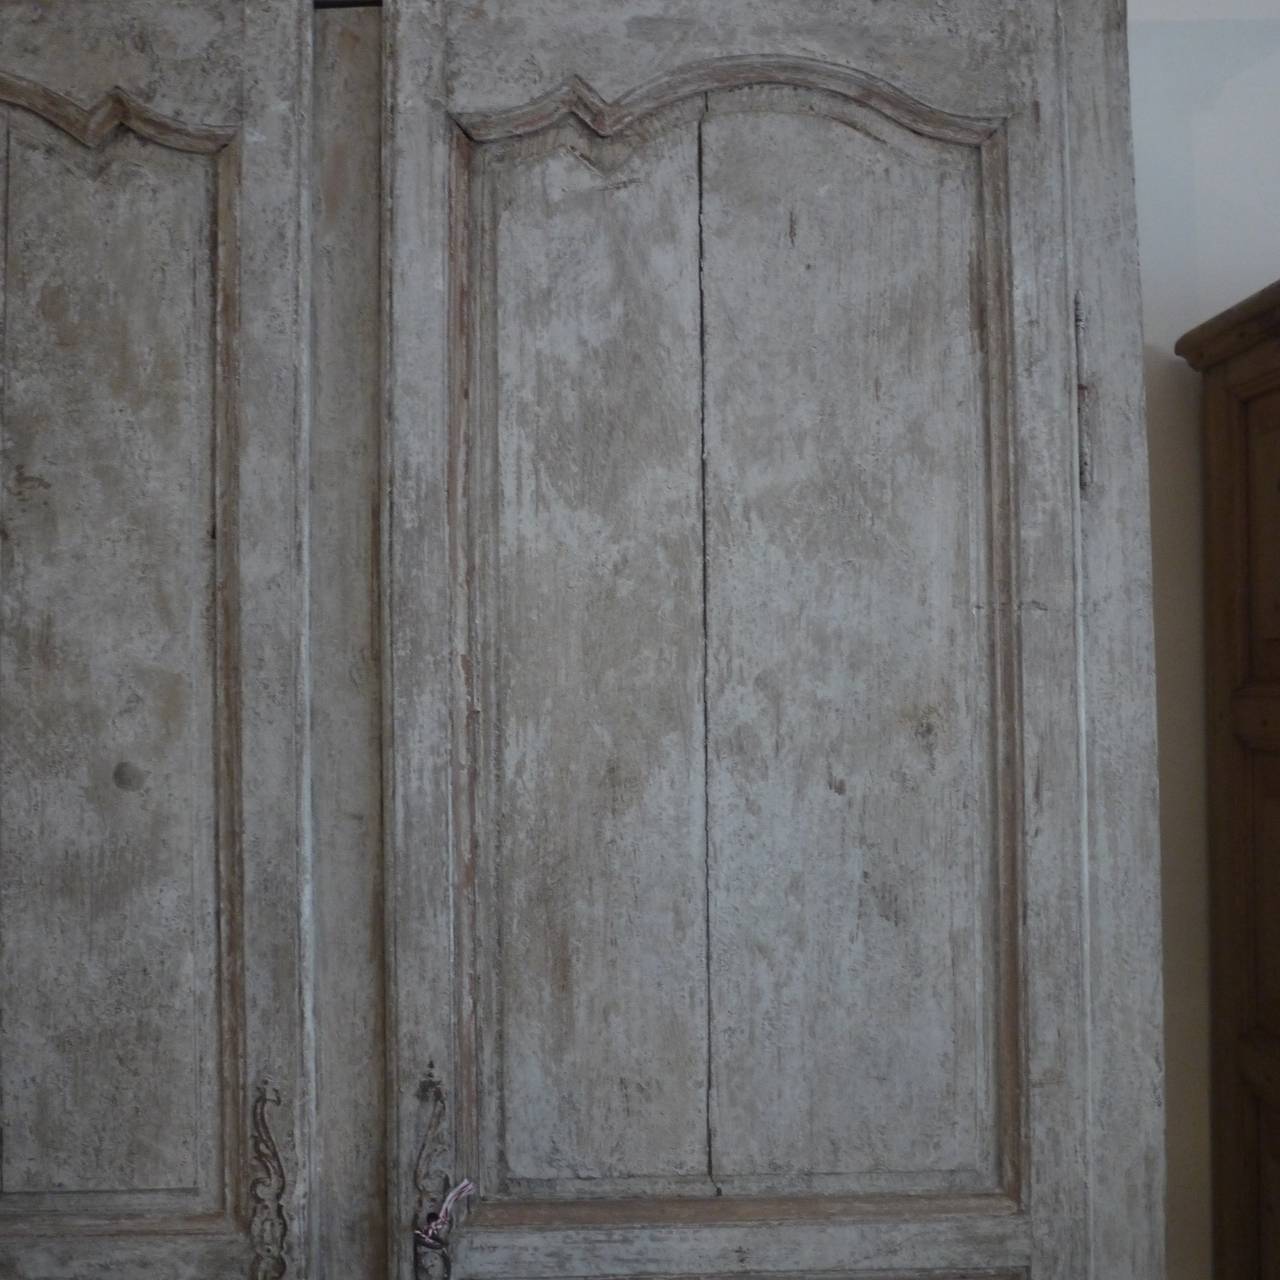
[0,2,1164,1278]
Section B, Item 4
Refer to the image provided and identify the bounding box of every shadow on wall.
[1129,17,1280,1280]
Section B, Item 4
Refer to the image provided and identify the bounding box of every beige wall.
[1128,2,1280,1274]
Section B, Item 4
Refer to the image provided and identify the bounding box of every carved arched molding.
[0,68,235,153]
[452,54,1004,146]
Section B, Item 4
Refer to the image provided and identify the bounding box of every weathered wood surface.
[474,109,710,1191]
[456,1210,1033,1278]
[389,1,1165,1278]
[702,88,996,1192]
[0,1,1166,1277]
[1062,2,1166,1275]
[311,8,386,1278]
[0,1,315,1275]
[442,0,1022,121]
[0,112,218,1198]
[0,0,242,127]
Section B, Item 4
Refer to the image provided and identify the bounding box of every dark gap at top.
[314,0,381,10]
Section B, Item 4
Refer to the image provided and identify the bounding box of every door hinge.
[1074,290,1093,494]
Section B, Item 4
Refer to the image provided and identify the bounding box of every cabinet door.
[384,3,1164,1279]
[0,3,313,1275]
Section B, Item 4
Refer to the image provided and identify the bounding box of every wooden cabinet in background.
[1179,281,1280,1279]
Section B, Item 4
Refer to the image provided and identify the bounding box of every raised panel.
[0,87,236,1219]
[469,109,709,1191]
[0,2,317,1272]
[701,87,1008,1195]
[453,66,1018,1213]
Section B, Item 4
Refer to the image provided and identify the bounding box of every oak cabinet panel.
[1180,281,1280,1279]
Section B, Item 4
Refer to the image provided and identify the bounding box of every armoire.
[0,2,1165,1278]
[1179,281,1280,1277]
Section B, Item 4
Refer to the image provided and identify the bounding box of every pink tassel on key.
[414,1178,475,1261]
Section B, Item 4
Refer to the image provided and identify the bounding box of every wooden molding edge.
[0,68,235,153]
[453,55,1004,147]
[1176,278,1280,371]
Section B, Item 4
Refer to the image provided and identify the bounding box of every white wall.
[1128,3,1280,1275]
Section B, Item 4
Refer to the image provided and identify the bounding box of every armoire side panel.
[0,117,220,1200]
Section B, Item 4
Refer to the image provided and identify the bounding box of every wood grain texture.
[0,1,1166,1273]
[441,0,1024,121]
[1247,389,1280,680]
[0,112,219,1199]
[1062,1,1167,1275]
[467,110,709,1191]
[457,1212,1032,1278]
[1231,686,1280,753]
[701,88,999,1193]
[992,19,1091,1275]
[234,0,314,1273]
[0,70,234,153]
[447,68,1028,1223]
[0,0,316,1274]
[311,8,386,1277]
[1201,358,1255,1280]
[381,3,464,1277]
[0,0,242,127]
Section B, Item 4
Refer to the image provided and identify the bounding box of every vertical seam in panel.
[697,93,719,1194]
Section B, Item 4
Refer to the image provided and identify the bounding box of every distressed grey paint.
[702,90,996,1191]
[0,0,315,1274]
[0,0,1165,1276]
[441,0,1026,120]
[0,119,217,1196]
[445,42,1027,1236]
[1064,2,1167,1274]
[0,0,243,127]
[476,109,709,1189]
[461,80,1010,1202]
[311,8,386,1278]
[388,1,1164,1279]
